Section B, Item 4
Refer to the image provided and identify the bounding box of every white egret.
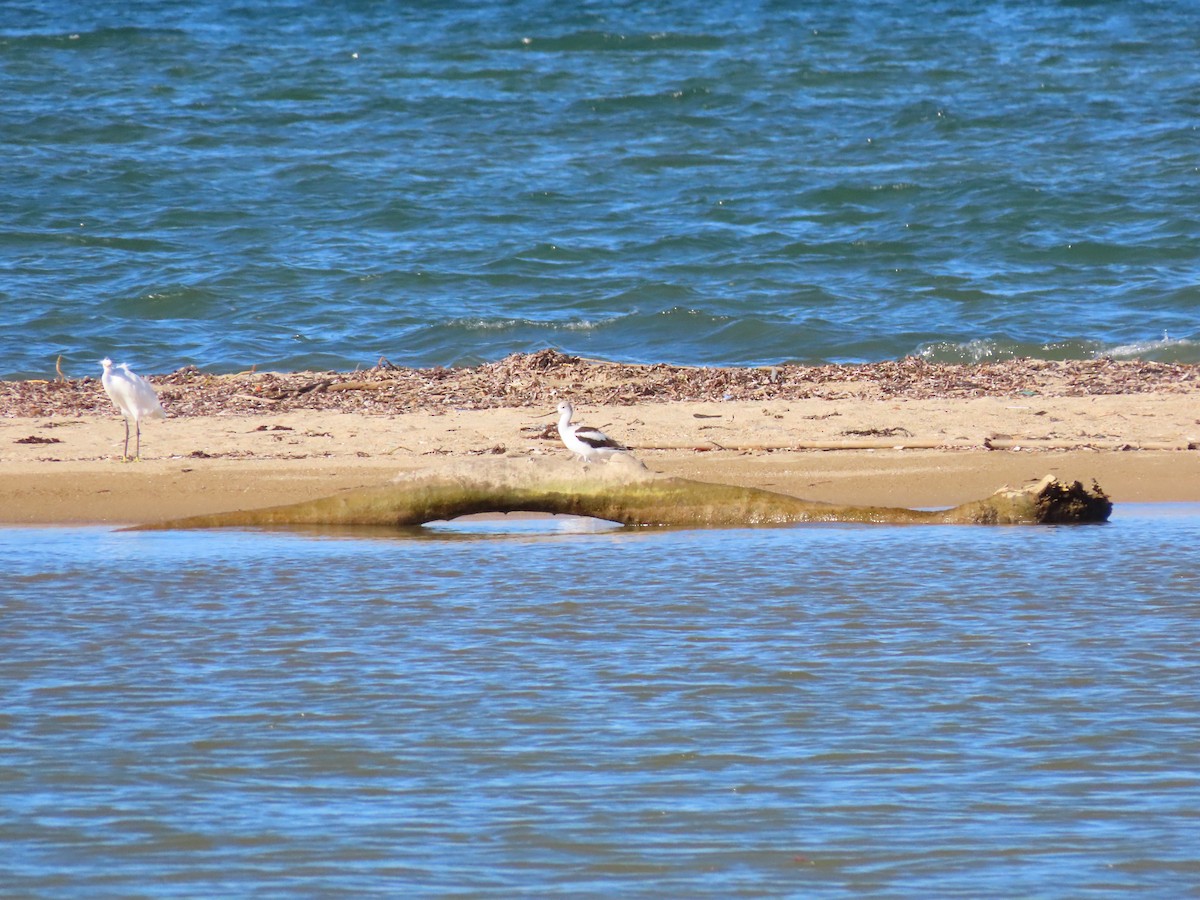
[556,401,628,463]
[100,358,166,460]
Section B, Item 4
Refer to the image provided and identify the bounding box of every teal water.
[3,1,1199,378]
[2,508,1199,896]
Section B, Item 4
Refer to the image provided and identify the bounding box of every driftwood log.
[131,457,1112,531]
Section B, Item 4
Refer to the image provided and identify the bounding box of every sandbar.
[2,353,1197,525]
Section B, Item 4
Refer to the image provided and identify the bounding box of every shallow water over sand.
[2,506,1199,895]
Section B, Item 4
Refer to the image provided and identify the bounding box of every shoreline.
[3,353,1198,525]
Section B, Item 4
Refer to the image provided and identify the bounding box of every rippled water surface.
[3,507,1199,896]
[3,1,1200,378]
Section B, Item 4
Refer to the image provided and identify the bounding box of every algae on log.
[131,458,1112,531]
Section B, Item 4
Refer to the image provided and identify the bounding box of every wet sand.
[2,353,1198,525]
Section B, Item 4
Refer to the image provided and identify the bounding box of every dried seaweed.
[2,349,1197,420]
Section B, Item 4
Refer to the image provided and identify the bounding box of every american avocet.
[556,401,628,463]
[100,358,167,460]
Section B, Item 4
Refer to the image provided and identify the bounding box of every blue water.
[3,1,1200,379]
[2,507,1200,896]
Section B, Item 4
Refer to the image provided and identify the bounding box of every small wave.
[444,315,624,333]
[1107,333,1200,363]
[574,85,718,115]
[517,31,724,54]
[3,26,188,49]
[916,338,1104,364]
[917,335,1200,365]
[620,152,735,172]
[397,307,768,369]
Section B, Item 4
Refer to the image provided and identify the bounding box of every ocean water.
[2,507,1200,896]
[3,0,1200,380]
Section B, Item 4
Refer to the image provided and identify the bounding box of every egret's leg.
[135,419,142,461]
[123,418,130,461]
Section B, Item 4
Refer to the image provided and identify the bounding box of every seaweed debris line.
[128,458,1112,531]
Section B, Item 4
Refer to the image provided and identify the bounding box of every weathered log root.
[130,458,1111,531]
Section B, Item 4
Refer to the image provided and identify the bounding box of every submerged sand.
[2,352,1197,525]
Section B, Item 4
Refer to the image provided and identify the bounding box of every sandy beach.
[2,352,1198,525]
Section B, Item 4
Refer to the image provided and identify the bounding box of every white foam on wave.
[918,334,1200,364]
[912,340,998,364]
[442,316,599,332]
[1106,332,1197,360]
[916,339,1019,364]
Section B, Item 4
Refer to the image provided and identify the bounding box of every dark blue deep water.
[3,0,1200,379]
[2,508,1200,896]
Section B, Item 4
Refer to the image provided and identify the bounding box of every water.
[3,507,1199,896]
[4,1,1200,379]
